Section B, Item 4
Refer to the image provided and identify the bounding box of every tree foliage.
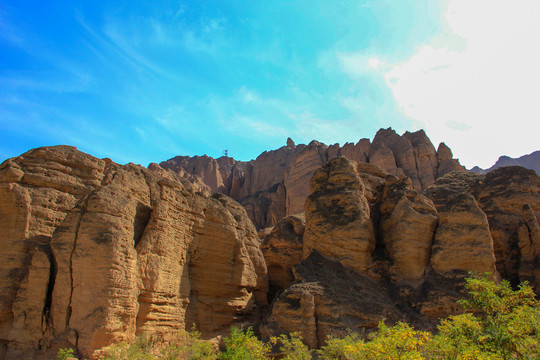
[60,274,540,360]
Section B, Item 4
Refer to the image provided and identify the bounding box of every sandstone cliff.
[0,146,267,360]
[160,129,465,229]
[1,130,539,358]
[261,157,540,345]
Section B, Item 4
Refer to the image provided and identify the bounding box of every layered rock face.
[261,252,402,349]
[0,147,267,360]
[1,130,538,357]
[303,158,375,273]
[425,167,540,286]
[379,176,438,282]
[160,129,465,229]
[262,157,540,345]
[260,215,305,291]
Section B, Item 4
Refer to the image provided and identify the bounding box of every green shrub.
[270,332,312,360]
[73,275,540,360]
[318,333,361,360]
[426,273,540,359]
[57,347,75,360]
[319,274,539,360]
[362,321,430,360]
[219,327,270,360]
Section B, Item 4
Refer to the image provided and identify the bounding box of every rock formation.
[0,146,267,360]
[303,158,375,274]
[160,128,466,229]
[261,252,402,349]
[262,157,540,345]
[1,129,539,358]
[260,215,305,291]
[379,176,438,282]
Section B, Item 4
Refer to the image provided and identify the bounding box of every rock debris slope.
[0,146,267,360]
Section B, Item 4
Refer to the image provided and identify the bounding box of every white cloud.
[340,0,540,168]
[388,0,540,168]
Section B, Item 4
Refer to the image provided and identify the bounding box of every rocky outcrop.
[261,215,305,291]
[425,167,540,288]
[429,192,497,275]
[160,155,226,193]
[372,128,421,190]
[261,252,402,348]
[303,158,375,274]
[263,157,540,344]
[0,147,267,360]
[379,176,438,282]
[473,167,540,284]
[437,142,465,177]
[160,128,466,229]
[403,130,438,190]
[284,141,335,217]
[2,131,538,357]
[517,204,540,290]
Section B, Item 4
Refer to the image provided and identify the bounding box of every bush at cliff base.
[318,273,540,360]
[60,274,539,360]
[425,274,540,359]
[219,327,270,360]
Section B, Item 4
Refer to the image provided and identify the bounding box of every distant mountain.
[470,150,540,175]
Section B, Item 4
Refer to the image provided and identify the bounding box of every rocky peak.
[159,128,466,229]
[286,137,296,148]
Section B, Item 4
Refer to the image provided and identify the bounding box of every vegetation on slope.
[58,274,539,360]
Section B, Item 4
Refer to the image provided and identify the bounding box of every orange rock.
[436,142,466,177]
[403,130,438,189]
[380,176,438,282]
[261,215,305,290]
[303,157,375,273]
[372,128,421,191]
[517,204,540,291]
[160,129,466,229]
[429,193,497,276]
[0,146,267,359]
[284,141,329,217]
[261,252,401,348]
[474,166,540,282]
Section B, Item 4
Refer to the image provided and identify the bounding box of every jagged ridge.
[160,128,465,229]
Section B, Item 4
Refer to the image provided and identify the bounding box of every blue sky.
[1,0,539,168]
